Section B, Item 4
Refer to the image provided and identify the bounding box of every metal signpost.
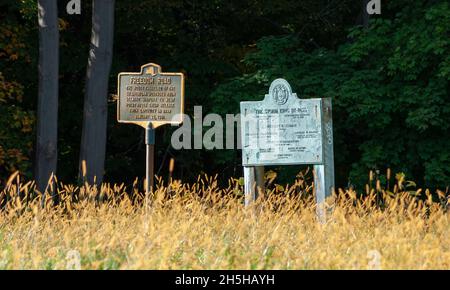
[117,63,185,196]
[240,79,334,220]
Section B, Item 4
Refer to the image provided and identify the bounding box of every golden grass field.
[0,171,449,270]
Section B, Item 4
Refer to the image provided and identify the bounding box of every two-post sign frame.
[117,63,185,196]
[240,79,335,219]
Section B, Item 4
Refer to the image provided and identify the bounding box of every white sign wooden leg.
[314,164,326,223]
[321,98,335,199]
[244,166,265,206]
[314,98,335,222]
[244,166,255,206]
[255,166,265,199]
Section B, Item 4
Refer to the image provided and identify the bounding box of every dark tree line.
[1,0,449,190]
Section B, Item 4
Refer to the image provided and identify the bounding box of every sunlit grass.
[0,171,448,270]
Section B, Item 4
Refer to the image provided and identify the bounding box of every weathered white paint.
[241,79,323,166]
[241,80,335,219]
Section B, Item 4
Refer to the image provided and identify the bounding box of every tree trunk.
[36,0,59,194]
[79,0,115,185]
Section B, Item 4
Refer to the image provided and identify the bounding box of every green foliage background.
[212,1,450,188]
[0,0,449,189]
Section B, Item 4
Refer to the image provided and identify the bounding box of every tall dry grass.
[0,171,448,269]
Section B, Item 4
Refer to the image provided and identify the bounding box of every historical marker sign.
[241,79,323,166]
[117,63,185,196]
[117,63,184,128]
[240,78,335,216]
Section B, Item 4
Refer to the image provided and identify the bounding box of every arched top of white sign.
[265,78,298,105]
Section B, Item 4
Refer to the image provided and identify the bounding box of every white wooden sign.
[241,79,323,166]
[240,79,335,220]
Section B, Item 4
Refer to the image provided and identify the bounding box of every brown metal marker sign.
[117,63,184,128]
[117,63,185,196]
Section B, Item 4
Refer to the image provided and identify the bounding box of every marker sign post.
[240,79,334,219]
[117,63,184,196]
